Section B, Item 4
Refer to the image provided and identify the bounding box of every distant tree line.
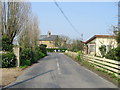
[55,35,84,52]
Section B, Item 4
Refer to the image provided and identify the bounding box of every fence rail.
[65,51,120,78]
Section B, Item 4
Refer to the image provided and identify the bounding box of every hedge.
[2,35,13,51]
[105,47,120,61]
[39,44,47,55]
[20,47,45,66]
[1,52,16,68]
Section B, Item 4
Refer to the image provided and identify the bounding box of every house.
[84,35,117,56]
[37,31,58,48]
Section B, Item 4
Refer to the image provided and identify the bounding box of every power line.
[53,0,81,35]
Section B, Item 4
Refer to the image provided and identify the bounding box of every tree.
[112,26,120,47]
[0,1,2,50]
[1,0,31,45]
[29,16,40,49]
[117,2,120,46]
[55,35,70,48]
[18,15,40,50]
[69,39,84,52]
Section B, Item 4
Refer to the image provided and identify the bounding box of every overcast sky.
[31,2,117,41]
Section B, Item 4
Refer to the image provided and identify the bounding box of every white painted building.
[84,35,117,56]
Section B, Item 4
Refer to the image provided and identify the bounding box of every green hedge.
[1,52,16,68]
[20,47,45,66]
[39,44,47,55]
[105,47,120,61]
[47,48,67,52]
[32,48,45,63]
[20,48,32,66]
[2,35,13,51]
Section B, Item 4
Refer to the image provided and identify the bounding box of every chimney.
[47,31,51,37]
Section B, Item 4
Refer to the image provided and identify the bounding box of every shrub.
[32,50,45,63]
[20,59,31,66]
[76,51,82,61]
[105,47,120,61]
[1,52,16,68]
[39,44,47,55]
[20,48,33,60]
[2,35,13,51]
[20,47,46,66]
[20,48,33,66]
[38,51,45,58]
[99,45,106,57]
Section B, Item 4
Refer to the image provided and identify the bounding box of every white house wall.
[95,37,117,56]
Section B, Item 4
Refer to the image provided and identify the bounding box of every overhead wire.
[53,0,81,35]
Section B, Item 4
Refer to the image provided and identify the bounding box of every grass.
[19,65,28,69]
[65,53,120,87]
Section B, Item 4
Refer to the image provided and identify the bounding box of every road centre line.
[56,58,61,75]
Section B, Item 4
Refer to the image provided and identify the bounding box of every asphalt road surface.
[4,53,118,88]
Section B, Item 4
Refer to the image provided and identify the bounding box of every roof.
[85,35,115,44]
[39,35,58,41]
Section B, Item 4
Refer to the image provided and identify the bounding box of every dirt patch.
[0,67,23,87]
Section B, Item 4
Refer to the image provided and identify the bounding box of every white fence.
[83,55,120,78]
[65,51,120,78]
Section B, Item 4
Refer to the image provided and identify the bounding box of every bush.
[2,35,13,51]
[20,47,46,66]
[76,51,82,61]
[105,47,120,61]
[32,49,45,63]
[99,45,106,57]
[1,52,16,68]
[39,44,47,55]
[21,59,31,66]
[20,48,33,66]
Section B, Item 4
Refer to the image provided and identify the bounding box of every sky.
[31,2,118,41]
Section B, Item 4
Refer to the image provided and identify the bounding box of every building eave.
[85,35,115,44]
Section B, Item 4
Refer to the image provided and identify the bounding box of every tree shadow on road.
[2,70,54,90]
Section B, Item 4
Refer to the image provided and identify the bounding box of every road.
[4,53,118,88]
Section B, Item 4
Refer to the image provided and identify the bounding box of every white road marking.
[56,58,61,74]
[60,53,64,54]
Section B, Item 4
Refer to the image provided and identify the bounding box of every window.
[89,44,95,52]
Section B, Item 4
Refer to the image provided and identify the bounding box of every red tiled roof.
[80,41,86,44]
[85,35,115,44]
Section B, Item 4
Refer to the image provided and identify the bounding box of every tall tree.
[18,15,40,49]
[117,1,120,46]
[0,1,2,50]
[1,0,31,44]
